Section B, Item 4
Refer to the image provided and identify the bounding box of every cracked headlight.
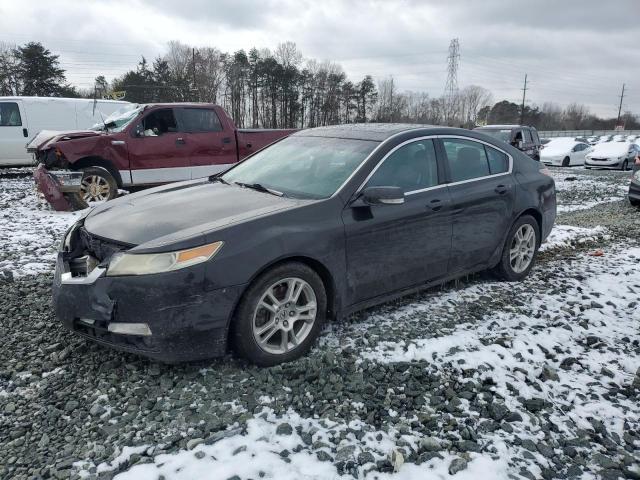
[106,241,223,276]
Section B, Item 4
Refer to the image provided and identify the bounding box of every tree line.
[1,41,638,130]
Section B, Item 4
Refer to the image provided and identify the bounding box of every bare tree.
[459,85,493,127]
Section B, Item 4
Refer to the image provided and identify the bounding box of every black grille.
[78,227,128,262]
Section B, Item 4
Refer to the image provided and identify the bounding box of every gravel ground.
[0,167,639,480]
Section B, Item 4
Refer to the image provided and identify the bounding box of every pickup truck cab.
[474,125,541,161]
[32,103,296,210]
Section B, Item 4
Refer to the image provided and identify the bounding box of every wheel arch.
[515,207,543,246]
[70,156,123,187]
[230,255,338,330]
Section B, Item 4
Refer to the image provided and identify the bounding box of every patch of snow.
[540,224,608,251]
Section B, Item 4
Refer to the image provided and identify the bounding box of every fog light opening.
[107,323,152,336]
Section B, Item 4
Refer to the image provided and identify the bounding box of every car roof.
[292,123,439,141]
[476,124,533,129]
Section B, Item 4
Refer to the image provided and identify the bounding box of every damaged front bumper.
[34,164,82,211]
[53,229,245,363]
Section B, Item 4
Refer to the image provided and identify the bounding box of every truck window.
[179,108,223,132]
[0,102,22,126]
[523,129,533,143]
[141,109,177,136]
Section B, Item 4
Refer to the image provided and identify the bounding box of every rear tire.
[621,160,629,171]
[562,157,570,167]
[232,262,326,367]
[67,166,118,210]
[630,197,640,207]
[493,215,540,282]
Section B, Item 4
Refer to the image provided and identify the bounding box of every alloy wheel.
[80,175,111,203]
[509,224,536,273]
[252,277,317,355]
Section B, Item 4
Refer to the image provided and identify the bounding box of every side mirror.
[134,124,143,137]
[359,186,405,206]
[517,140,524,149]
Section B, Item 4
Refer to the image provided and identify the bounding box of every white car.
[541,139,592,167]
[585,141,639,170]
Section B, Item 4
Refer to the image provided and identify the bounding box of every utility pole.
[192,47,197,101]
[616,83,626,128]
[519,74,528,125]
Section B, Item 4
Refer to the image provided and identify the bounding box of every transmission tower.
[444,38,460,125]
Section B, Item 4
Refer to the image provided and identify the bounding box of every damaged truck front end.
[30,129,123,211]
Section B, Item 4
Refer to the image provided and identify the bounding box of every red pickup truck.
[31,103,296,210]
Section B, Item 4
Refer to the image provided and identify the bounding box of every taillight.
[539,166,553,177]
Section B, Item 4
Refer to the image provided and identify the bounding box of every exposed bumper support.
[34,165,82,211]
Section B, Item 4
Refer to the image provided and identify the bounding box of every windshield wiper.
[233,181,284,197]
[209,175,230,185]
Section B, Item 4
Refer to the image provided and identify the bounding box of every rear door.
[439,136,515,274]
[174,107,237,179]
[129,107,191,184]
[0,100,30,165]
[343,137,452,304]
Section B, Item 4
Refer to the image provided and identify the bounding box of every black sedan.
[54,124,556,366]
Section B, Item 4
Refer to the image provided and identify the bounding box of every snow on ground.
[550,168,630,213]
[539,224,609,251]
[0,175,84,277]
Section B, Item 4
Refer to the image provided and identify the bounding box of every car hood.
[83,180,305,248]
[27,129,101,152]
[588,143,629,157]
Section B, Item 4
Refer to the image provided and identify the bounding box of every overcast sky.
[1,0,639,117]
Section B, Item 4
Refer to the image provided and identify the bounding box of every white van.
[0,96,130,167]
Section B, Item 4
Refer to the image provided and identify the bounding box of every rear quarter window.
[485,145,509,174]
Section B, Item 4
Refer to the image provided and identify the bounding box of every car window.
[523,129,533,143]
[0,102,22,127]
[484,145,509,174]
[443,138,491,182]
[366,139,438,192]
[222,136,378,199]
[178,108,223,132]
[140,108,177,136]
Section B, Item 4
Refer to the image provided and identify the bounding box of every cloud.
[1,0,638,116]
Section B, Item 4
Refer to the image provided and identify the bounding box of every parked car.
[597,135,613,143]
[0,96,130,167]
[540,138,592,167]
[32,103,297,210]
[585,141,639,170]
[53,124,556,366]
[473,125,541,160]
[586,136,599,145]
[629,156,640,207]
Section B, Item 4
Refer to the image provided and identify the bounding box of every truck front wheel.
[67,166,118,210]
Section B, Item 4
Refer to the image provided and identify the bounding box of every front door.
[174,107,238,179]
[439,137,515,273]
[0,101,29,165]
[129,108,191,184]
[343,138,452,305]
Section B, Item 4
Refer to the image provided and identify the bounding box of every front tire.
[630,197,640,207]
[67,166,118,210]
[621,160,629,171]
[493,215,540,281]
[562,156,570,167]
[232,262,327,366]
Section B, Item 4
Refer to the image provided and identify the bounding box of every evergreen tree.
[15,42,68,96]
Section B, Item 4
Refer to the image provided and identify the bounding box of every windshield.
[92,104,142,132]
[222,136,379,199]
[478,129,512,143]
